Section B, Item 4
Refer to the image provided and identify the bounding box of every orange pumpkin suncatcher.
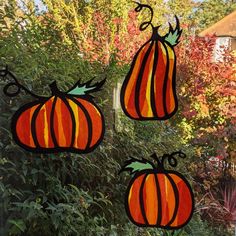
[120,151,194,229]
[120,2,182,120]
[1,68,105,153]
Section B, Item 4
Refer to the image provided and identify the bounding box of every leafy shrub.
[0,2,234,236]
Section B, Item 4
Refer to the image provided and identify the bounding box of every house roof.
[199,10,236,37]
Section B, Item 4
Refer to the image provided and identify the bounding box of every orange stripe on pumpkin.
[16,104,39,148]
[53,98,72,147]
[169,174,193,227]
[77,99,102,148]
[76,106,88,150]
[44,98,55,148]
[125,42,152,118]
[68,98,89,150]
[165,43,176,114]
[154,42,167,118]
[142,174,158,225]
[35,98,54,148]
[139,42,155,117]
[157,174,167,225]
[157,174,176,226]
[67,99,80,149]
[29,107,37,147]
[128,174,146,224]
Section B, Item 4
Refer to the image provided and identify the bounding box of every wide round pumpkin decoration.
[120,152,194,229]
[2,68,105,153]
[120,3,182,120]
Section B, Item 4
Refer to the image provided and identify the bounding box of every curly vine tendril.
[133,1,154,31]
[161,151,186,168]
[151,151,186,170]
[0,66,44,99]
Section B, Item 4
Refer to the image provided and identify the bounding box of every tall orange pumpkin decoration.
[1,68,105,153]
[120,151,194,229]
[120,2,182,120]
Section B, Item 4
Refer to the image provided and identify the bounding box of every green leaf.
[67,78,106,96]
[68,84,96,95]
[164,16,182,46]
[8,219,26,232]
[120,158,154,175]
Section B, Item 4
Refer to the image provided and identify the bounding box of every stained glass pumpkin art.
[120,152,194,229]
[1,68,105,153]
[120,2,182,120]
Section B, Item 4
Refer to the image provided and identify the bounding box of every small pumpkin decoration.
[120,151,194,229]
[1,68,105,153]
[120,2,182,120]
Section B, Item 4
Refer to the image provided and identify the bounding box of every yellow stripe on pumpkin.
[164,43,175,60]
[42,105,49,148]
[128,184,133,204]
[160,42,167,56]
[93,106,101,117]
[56,99,67,146]
[67,99,79,148]
[141,43,155,117]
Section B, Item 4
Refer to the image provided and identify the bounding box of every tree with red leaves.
[177,35,236,161]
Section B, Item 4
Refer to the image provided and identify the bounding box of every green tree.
[193,0,236,32]
[0,0,235,235]
[168,0,197,35]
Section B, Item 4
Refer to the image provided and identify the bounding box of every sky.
[17,0,46,12]
[34,0,47,11]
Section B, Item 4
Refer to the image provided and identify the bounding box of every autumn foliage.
[1,0,236,235]
[78,10,149,65]
[176,35,236,160]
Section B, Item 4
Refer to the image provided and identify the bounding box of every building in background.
[199,10,236,62]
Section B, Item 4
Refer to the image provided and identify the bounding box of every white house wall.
[213,37,231,62]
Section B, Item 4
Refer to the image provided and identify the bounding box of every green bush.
[0,3,232,236]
